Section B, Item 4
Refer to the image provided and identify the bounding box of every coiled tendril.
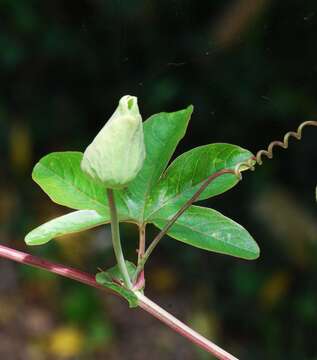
[234,120,317,179]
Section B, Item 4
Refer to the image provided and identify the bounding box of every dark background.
[0,1,317,359]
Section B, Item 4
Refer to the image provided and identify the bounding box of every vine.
[1,97,316,360]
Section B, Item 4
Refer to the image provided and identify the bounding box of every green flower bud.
[81,95,145,188]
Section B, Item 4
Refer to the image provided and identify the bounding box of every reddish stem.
[137,293,238,360]
[134,224,146,288]
[0,244,238,360]
[0,244,105,291]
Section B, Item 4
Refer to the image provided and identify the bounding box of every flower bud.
[81,95,146,188]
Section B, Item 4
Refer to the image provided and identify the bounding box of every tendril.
[234,120,317,179]
[256,120,317,164]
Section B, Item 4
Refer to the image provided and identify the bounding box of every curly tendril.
[234,120,317,179]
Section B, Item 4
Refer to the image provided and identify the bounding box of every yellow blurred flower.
[48,326,84,358]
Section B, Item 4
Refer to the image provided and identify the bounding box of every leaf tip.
[244,240,261,260]
[24,233,35,246]
[186,104,194,114]
[24,230,49,246]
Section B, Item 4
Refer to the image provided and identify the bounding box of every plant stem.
[133,224,146,285]
[0,244,106,291]
[135,169,237,278]
[107,188,132,289]
[137,224,146,264]
[0,244,238,360]
[136,292,238,360]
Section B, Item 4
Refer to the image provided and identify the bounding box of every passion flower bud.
[81,95,145,188]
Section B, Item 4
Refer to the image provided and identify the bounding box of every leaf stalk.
[107,188,133,289]
[134,168,237,279]
[134,223,146,285]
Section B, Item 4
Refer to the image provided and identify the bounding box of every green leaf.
[96,261,139,308]
[32,151,129,217]
[25,210,109,245]
[32,107,193,226]
[152,205,259,260]
[146,143,254,220]
[120,106,193,222]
